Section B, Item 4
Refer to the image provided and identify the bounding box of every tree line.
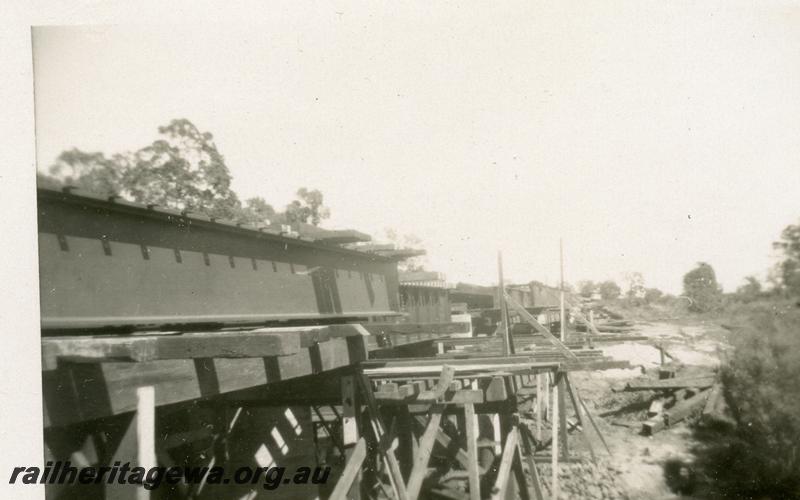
[38,118,330,227]
[573,218,800,313]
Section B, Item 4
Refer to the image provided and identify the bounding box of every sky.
[31,2,800,294]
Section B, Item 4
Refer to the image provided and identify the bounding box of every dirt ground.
[564,319,731,499]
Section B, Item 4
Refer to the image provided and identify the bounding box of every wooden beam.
[418,365,456,401]
[518,426,546,500]
[357,375,409,500]
[536,373,543,442]
[106,386,155,500]
[363,362,558,378]
[382,389,484,406]
[406,404,445,499]
[361,322,471,336]
[577,392,611,455]
[329,438,368,500]
[363,356,540,368]
[563,360,632,372]
[45,338,356,427]
[557,373,569,460]
[484,376,508,402]
[341,376,361,500]
[464,403,481,500]
[43,329,305,365]
[624,376,715,391]
[490,427,519,500]
[664,388,711,426]
[504,293,578,360]
[497,251,514,356]
[551,379,560,500]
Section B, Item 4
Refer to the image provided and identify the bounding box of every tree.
[736,276,762,302]
[773,220,800,297]
[49,148,126,198]
[284,187,330,226]
[683,262,722,312]
[644,287,664,303]
[577,280,596,298]
[598,280,621,300]
[43,119,336,229]
[235,197,280,226]
[124,119,241,219]
[44,119,243,220]
[624,271,646,299]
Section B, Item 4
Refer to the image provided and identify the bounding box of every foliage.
[235,197,282,226]
[41,119,332,227]
[644,287,663,303]
[598,280,621,301]
[683,262,723,313]
[49,148,126,198]
[624,271,646,299]
[577,280,596,298]
[284,188,330,226]
[735,276,762,302]
[774,220,800,296]
[123,119,241,219]
[691,303,800,499]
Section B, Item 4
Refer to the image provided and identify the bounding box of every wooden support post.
[407,404,445,499]
[544,373,550,422]
[107,386,155,500]
[357,375,409,500]
[536,373,543,442]
[491,427,519,500]
[341,376,362,500]
[498,251,513,356]
[464,403,481,500]
[563,374,583,427]
[518,426,546,500]
[551,379,560,500]
[564,375,596,463]
[329,438,368,500]
[577,392,611,455]
[557,373,569,461]
[587,310,595,349]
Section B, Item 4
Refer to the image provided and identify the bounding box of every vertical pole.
[543,373,550,422]
[498,251,512,356]
[136,386,155,500]
[535,373,543,442]
[557,373,569,461]
[465,404,481,500]
[107,386,155,500]
[551,376,559,500]
[588,310,595,349]
[341,376,361,500]
[559,239,566,343]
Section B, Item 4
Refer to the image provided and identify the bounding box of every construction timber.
[42,288,627,500]
[38,188,632,500]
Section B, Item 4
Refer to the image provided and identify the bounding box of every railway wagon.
[37,187,403,331]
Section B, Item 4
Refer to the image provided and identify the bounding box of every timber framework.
[40,186,629,499]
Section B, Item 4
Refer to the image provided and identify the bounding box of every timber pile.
[604,366,733,435]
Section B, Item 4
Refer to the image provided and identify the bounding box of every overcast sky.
[32,2,800,293]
